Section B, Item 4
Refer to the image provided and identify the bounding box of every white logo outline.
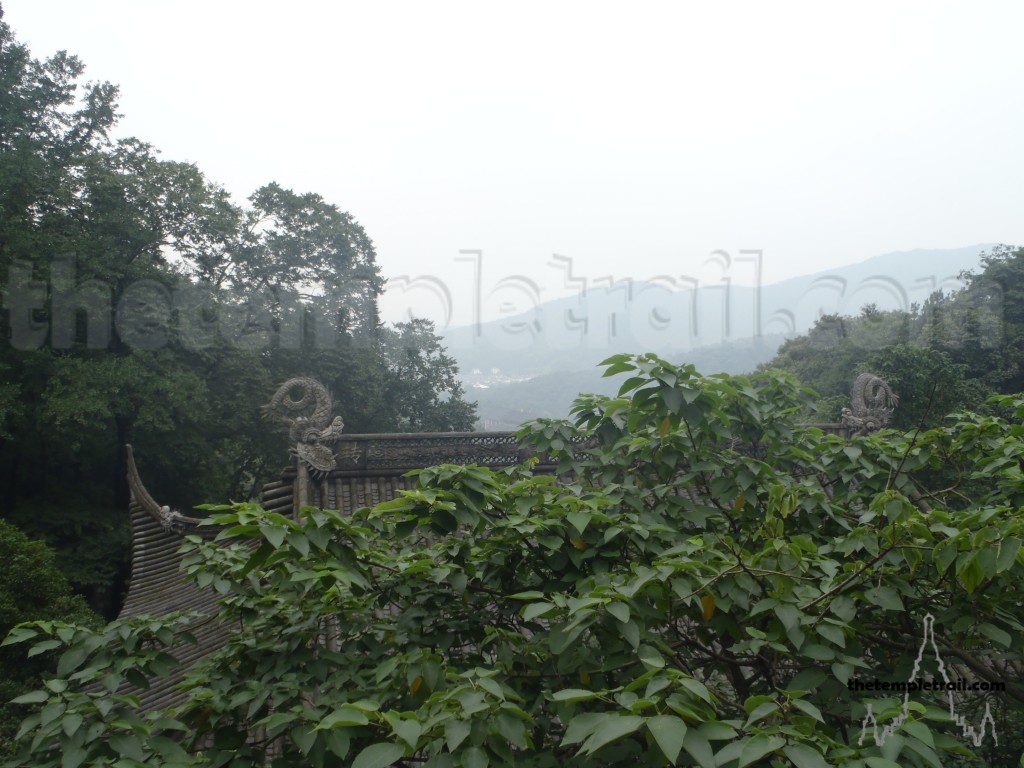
[858,613,998,748]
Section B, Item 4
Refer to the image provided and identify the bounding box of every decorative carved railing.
[263,376,890,478]
[333,431,534,473]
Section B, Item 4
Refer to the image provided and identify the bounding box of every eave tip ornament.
[841,373,899,436]
[263,377,344,476]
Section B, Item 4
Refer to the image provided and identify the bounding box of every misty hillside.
[450,245,991,429]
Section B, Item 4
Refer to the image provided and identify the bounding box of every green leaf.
[149,735,191,762]
[549,623,585,654]
[291,724,318,755]
[774,603,799,632]
[831,662,853,684]
[57,645,90,676]
[647,715,686,764]
[27,639,62,657]
[579,714,645,755]
[783,743,829,768]
[697,721,736,741]
[319,705,370,728]
[933,537,958,573]
[978,622,1011,648]
[109,732,145,762]
[607,602,630,623]
[681,729,715,766]
[462,746,489,768]
[550,689,599,702]
[11,689,48,705]
[745,701,779,727]
[240,541,275,577]
[259,523,287,548]
[678,677,713,704]
[352,742,406,768]
[790,698,824,723]
[1,626,38,647]
[621,619,640,649]
[566,510,591,535]
[829,595,856,622]
[661,387,684,414]
[737,734,785,767]
[39,701,65,726]
[391,718,422,749]
[445,719,471,752]
[864,585,903,611]
[561,713,606,746]
[477,676,505,700]
[901,720,935,747]
[957,551,985,593]
[522,602,556,621]
[788,668,827,690]
[638,644,666,668]
[996,537,1021,573]
[494,712,529,749]
[61,713,84,738]
[60,743,87,768]
[602,356,636,376]
[816,622,846,647]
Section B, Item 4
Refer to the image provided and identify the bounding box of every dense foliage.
[0,521,97,758]
[4,355,1022,766]
[763,245,1024,430]
[0,19,475,613]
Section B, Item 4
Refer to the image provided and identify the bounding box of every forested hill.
[445,244,987,377]
[761,244,1024,429]
[453,245,988,429]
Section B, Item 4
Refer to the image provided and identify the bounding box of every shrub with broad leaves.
[4,356,1023,766]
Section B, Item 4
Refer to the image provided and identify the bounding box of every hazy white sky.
[6,1,1024,327]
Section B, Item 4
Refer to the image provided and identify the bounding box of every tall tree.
[0,19,475,613]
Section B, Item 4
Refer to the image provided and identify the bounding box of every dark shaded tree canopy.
[0,19,475,615]
[0,520,98,758]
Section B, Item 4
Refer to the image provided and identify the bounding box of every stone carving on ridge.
[263,377,345,476]
[841,373,899,436]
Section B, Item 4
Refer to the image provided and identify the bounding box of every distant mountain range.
[443,245,993,429]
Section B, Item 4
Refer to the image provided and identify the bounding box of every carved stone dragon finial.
[841,373,899,436]
[263,377,345,476]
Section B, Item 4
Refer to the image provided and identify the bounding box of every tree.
[5,355,1022,766]
[763,245,1024,432]
[763,309,909,401]
[371,319,478,432]
[943,245,1024,395]
[0,18,475,612]
[0,520,98,759]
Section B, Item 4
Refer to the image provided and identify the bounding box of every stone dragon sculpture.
[840,373,899,436]
[263,377,345,476]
